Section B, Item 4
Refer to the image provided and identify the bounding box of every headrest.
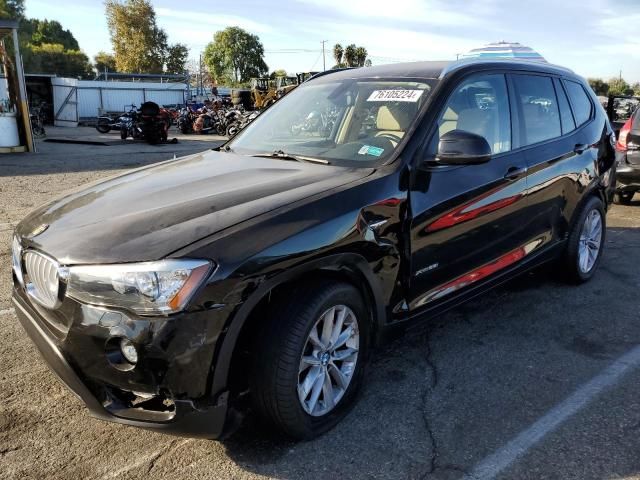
[376,105,413,131]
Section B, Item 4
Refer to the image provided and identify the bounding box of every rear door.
[408,72,534,312]
[516,74,598,247]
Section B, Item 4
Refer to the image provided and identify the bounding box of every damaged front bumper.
[12,286,231,439]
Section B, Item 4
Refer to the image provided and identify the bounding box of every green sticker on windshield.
[358,145,384,157]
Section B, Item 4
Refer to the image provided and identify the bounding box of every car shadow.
[217,227,640,480]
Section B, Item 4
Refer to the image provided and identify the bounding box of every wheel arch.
[209,252,386,399]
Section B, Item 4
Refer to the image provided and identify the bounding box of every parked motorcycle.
[120,102,171,144]
[177,106,196,134]
[225,109,260,137]
[30,103,46,137]
[96,105,137,133]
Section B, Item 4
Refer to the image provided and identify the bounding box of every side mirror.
[436,130,492,165]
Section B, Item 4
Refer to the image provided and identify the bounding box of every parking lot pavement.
[1,135,640,479]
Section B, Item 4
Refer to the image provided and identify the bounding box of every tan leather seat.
[375,105,413,146]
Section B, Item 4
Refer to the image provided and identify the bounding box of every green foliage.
[203,26,268,85]
[0,0,24,19]
[165,43,188,74]
[94,51,117,73]
[608,77,633,96]
[333,44,343,67]
[22,19,79,50]
[588,78,609,96]
[26,43,92,78]
[270,69,287,79]
[105,0,167,73]
[332,42,368,68]
[631,82,640,97]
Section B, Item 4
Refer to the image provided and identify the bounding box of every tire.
[562,196,606,283]
[96,119,111,133]
[120,127,127,140]
[613,192,634,205]
[250,281,369,439]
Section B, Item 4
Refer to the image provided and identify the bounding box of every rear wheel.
[96,118,111,133]
[250,281,369,439]
[120,127,127,140]
[561,196,605,283]
[613,191,634,205]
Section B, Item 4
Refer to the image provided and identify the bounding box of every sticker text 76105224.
[367,89,424,102]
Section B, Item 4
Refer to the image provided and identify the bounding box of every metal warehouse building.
[26,74,188,127]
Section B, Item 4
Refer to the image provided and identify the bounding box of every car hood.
[16,150,373,264]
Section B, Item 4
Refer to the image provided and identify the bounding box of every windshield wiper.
[251,150,330,164]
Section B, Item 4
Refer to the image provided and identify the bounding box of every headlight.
[65,259,212,316]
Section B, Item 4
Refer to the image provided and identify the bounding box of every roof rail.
[440,58,574,79]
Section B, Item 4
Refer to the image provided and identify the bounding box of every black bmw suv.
[12,59,615,440]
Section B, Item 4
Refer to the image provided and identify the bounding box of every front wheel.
[250,281,369,439]
[561,196,605,283]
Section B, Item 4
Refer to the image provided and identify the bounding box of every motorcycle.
[96,105,137,133]
[30,103,46,137]
[177,106,196,134]
[225,109,259,137]
[120,102,171,144]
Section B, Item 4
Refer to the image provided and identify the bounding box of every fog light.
[120,339,138,364]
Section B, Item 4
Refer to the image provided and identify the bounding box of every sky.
[25,0,640,82]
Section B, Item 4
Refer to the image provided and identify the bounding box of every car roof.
[309,58,579,83]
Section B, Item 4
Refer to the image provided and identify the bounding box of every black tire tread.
[250,280,365,439]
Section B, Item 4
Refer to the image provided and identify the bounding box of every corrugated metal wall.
[75,80,186,118]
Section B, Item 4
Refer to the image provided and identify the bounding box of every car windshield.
[228,77,436,167]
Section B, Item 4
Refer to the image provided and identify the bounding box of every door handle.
[574,143,590,154]
[504,166,527,180]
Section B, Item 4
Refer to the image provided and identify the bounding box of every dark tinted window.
[555,80,576,134]
[435,73,511,154]
[513,75,561,146]
[564,80,592,126]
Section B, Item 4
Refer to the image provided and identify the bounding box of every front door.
[408,72,536,313]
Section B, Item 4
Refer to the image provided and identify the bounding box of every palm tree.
[333,43,344,68]
[344,44,356,67]
[355,47,368,67]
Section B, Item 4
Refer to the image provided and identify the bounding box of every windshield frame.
[226,76,440,168]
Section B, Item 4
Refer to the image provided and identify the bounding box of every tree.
[203,26,268,85]
[632,82,640,97]
[0,0,24,19]
[344,44,356,67]
[588,78,609,96]
[105,0,167,73]
[165,43,188,74]
[24,19,79,50]
[354,46,368,67]
[26,43,92,78]
[269,69,287,79]
[608,77,633,96]
[333,43,343,67]
[94,51,116,73]
[365,59,372,67]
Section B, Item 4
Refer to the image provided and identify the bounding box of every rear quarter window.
[564,80,593,127]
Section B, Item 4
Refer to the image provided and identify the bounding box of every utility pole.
[321,40,327,71]
[199,52,203,96]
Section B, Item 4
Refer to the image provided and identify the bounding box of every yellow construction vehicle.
[275,76,299,99]
[251,77,278,109]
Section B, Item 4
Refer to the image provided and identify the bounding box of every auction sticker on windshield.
[367,89,424,102]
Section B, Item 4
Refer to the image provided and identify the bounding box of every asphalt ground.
[1,128,639,479]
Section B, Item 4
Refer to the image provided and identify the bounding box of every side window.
[512,74,561,146]
[555,80,576,134]
[564,80,593,127]
[435,73,511,155]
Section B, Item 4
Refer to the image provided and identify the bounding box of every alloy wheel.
[297,305,359,417]
[578,209,603,273]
